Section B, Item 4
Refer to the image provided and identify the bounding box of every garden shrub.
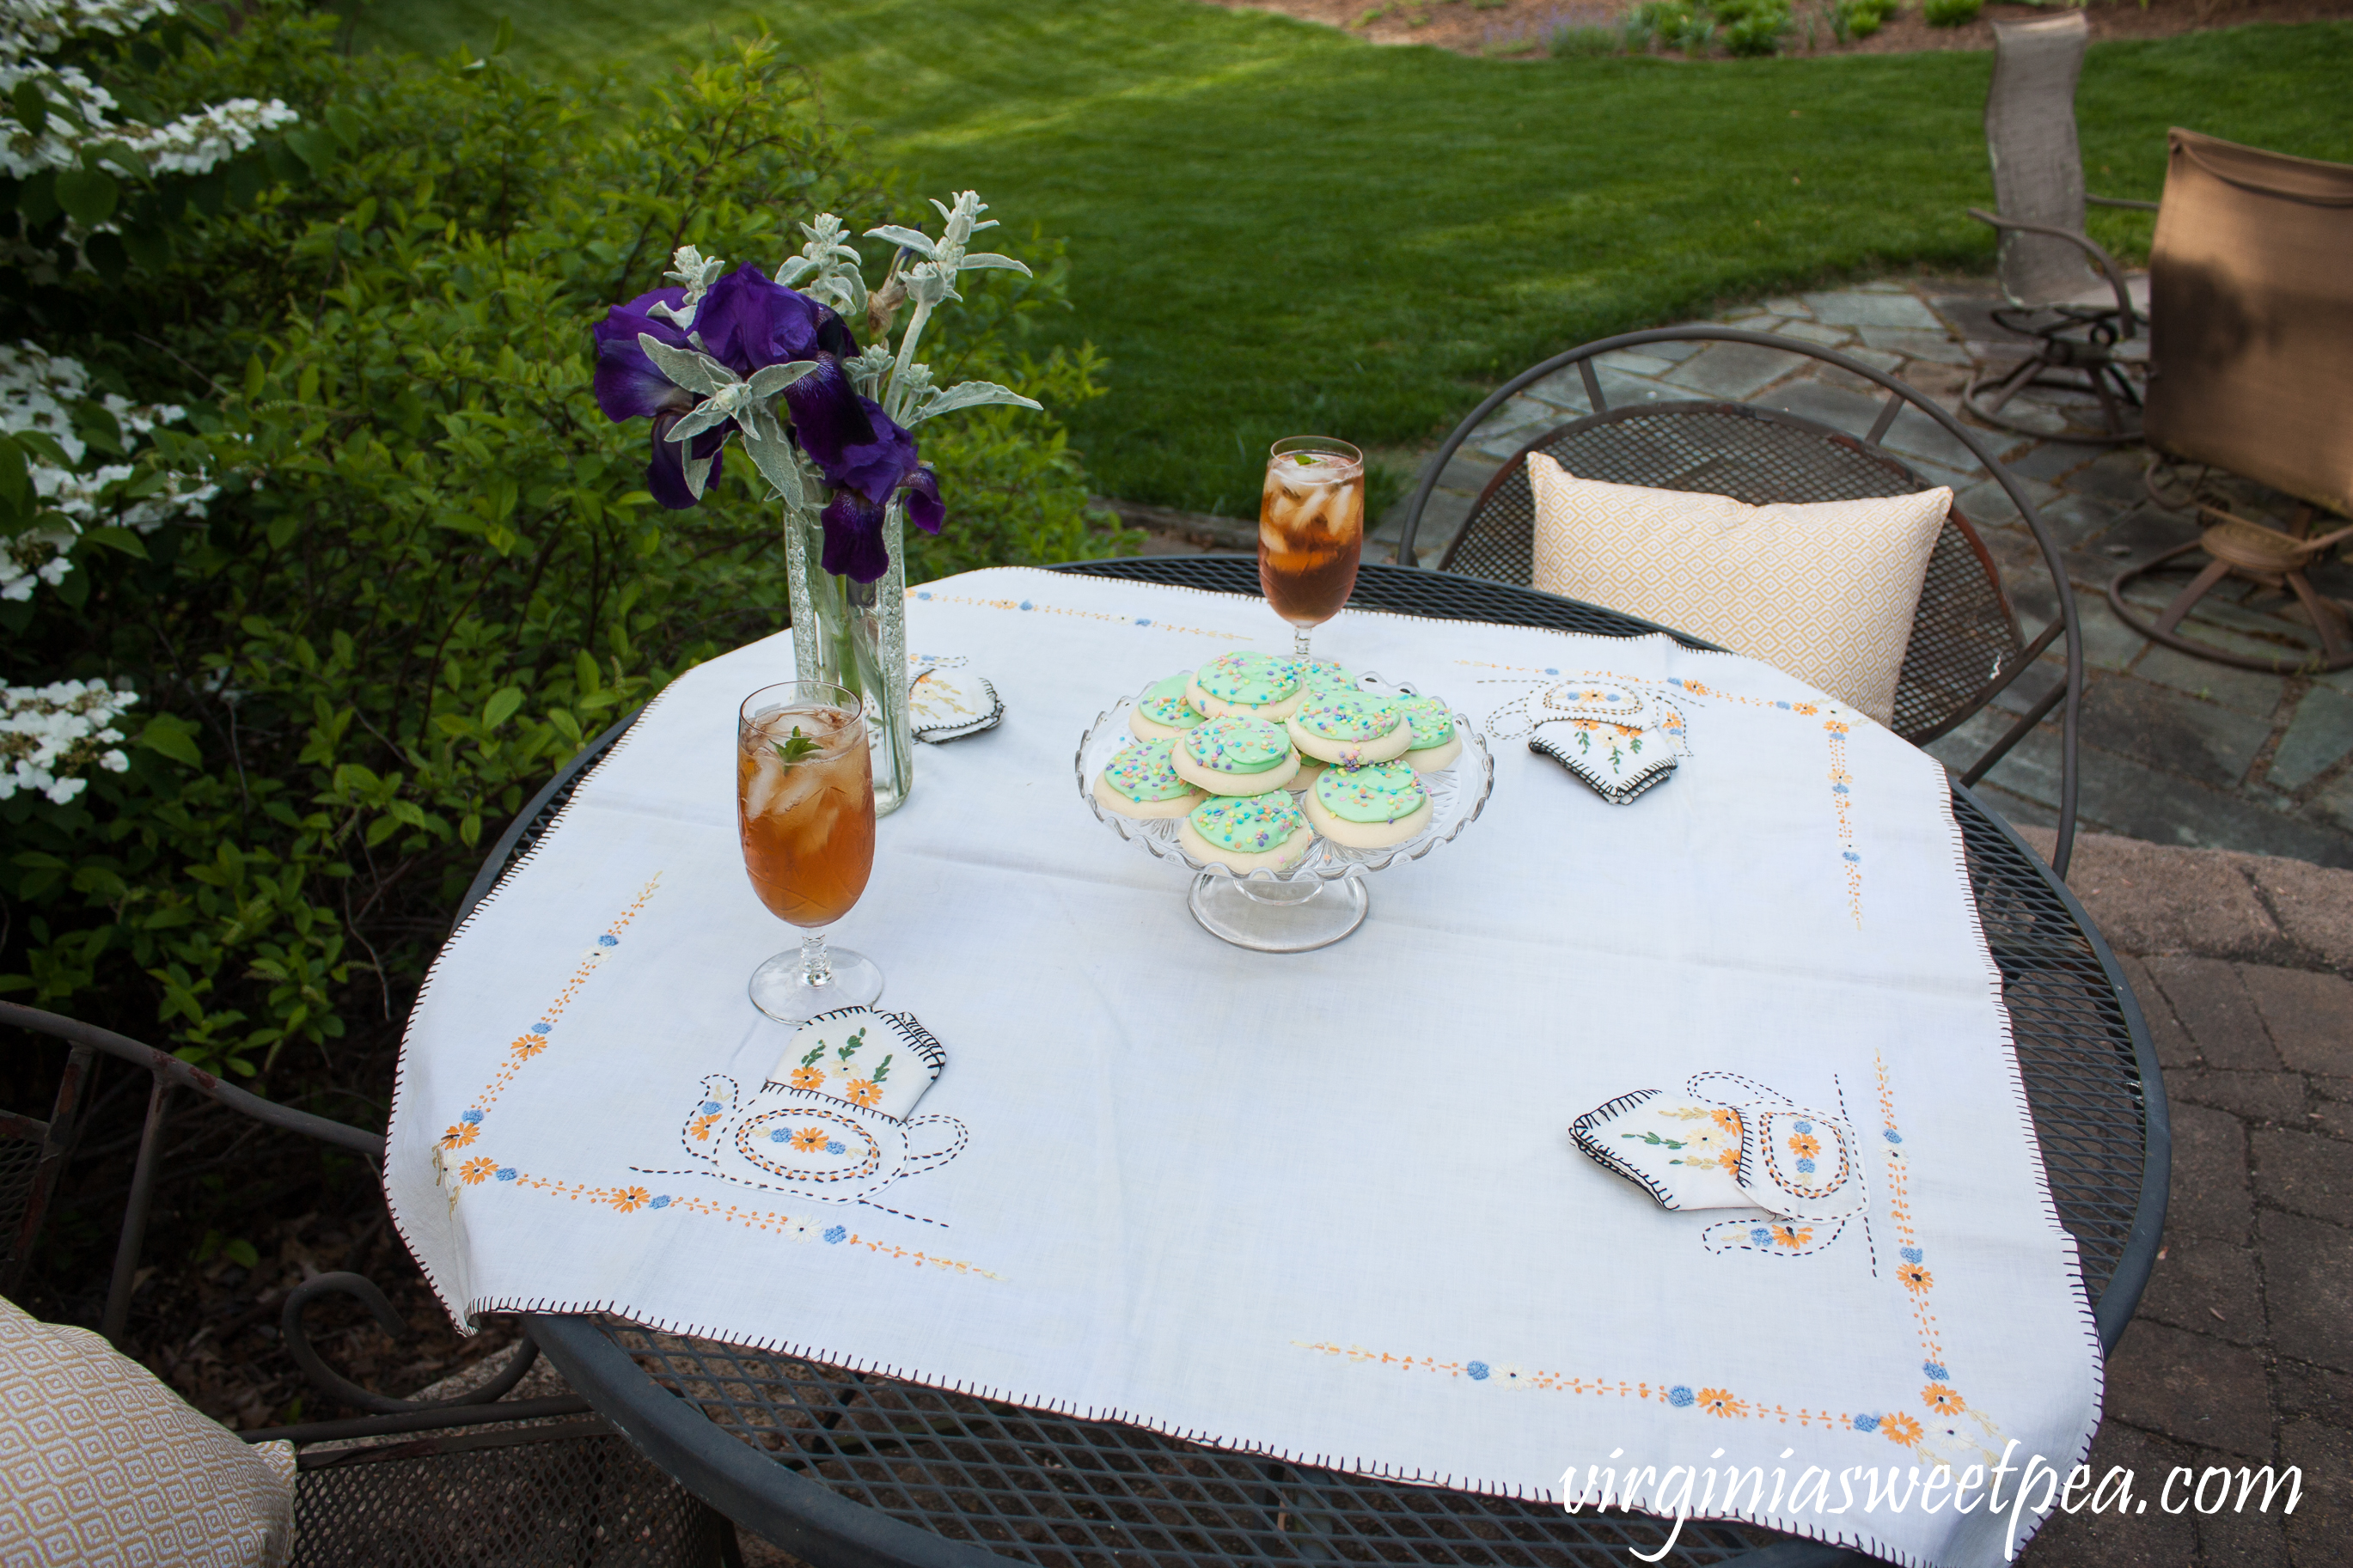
[1922,0,1983,25]
[1,5,1126,1087]
[1715,0,1794,55]
[1837,0,1901,39]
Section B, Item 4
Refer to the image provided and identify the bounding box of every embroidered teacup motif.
[635,1008,964,1211]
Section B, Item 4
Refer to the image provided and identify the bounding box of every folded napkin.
[908,654,1003,743]
[1526,679,1688,804]
[1571,1072,1865,1227]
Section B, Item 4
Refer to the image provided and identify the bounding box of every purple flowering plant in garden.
[590,194,1041,583]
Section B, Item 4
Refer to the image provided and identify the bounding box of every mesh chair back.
[2144,128,2353,519]
[1985,14,2100,308]
[1441,401,2020,745]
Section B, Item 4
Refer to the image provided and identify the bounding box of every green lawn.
[355,1,2353,516]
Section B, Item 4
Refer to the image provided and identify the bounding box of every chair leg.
[1973,353,2044,417]
[2149,558,2234,638]
[2283,570,2350,664]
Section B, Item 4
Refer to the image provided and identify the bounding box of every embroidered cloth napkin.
[1526,677,1689,804]
[388,567,2099,1568]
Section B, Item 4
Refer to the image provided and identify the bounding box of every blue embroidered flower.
[1796,1157,1817,1174]
[1775,701,1790,710]
[1667,1386,1695,1408]
[651,1195,672,1209]
[1901,1247,1924,1265]
[916,590,932,600]
[770,1128,791,1143]
[1543,668,1559,676]
[1884,1130,1903,1143]
[1842,851,1860,863]
[1832,784,1849,795]
[1922,1362,1948,1380]
[598,935,618,948]
[1794,1120,1812,1133]
[822,1225,847,1244]
[1667,677,1683,686]
[1135,617,1152,625]
[461,1108,484,1124]
[1852,1413,1880,1433]
[825,1141,845,1155]
[700,1101,723,1115]
[1018,601,1033,610]
[531,1023,551,1035]
[495,1168,517,1181]
[1751,1227,1772,1245]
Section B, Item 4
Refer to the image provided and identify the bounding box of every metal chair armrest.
[2086,193,2160,212]
[1965,207,2141,339]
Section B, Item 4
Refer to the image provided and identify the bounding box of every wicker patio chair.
[0,1003,737,1568]
[1960,12,2158,445]
[2109,129,2353,674]
[1391,326,2086,877]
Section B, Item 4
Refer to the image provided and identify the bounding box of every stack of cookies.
[1090,650,1462,872]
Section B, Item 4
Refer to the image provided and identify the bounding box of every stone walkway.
[1366,278,2353,869]
[2008,832,2350,1567]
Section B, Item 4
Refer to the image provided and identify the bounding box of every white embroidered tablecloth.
[388,565,2101,1568]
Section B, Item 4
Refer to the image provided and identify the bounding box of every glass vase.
[785,498,914,816]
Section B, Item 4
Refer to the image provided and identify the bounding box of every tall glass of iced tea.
[737,681,882,1022]
[1259,436,1366,661]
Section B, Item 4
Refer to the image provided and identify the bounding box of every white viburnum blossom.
[0,2,297,181]
[1,339,217,600]
[0,676,138,803]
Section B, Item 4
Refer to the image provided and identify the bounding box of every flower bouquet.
[593,192,1040,814]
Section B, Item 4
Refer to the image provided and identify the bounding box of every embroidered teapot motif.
[632,1007,966,1209]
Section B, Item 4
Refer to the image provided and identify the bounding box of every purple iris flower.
[590,265,948,570]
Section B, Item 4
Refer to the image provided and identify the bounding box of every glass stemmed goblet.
[1257,436,1366,663]
[736,680,883,1022]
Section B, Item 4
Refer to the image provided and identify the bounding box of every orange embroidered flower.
[1572,718,1598,731]
[1712,1107,1740,1135]
[1898,1263,1934,1292]
[846,1079,882,1107]
[1716,1148,1740,1172]
[688,1113,721,1142]
[789,1065,825,1090]
[1793,704,1818,715]
[459,1157,497,1185]
[1922,1384,1964,1414]
[1684,681,1711,697]
[512,1034,548,1059]
[1695,1388,1746,1418]
[1823,720,1849,735]
[790,1126,829,1153]
[1788,1132,1821,1160]
[1771,1224,1814,1249]
[441,1121,480,1149]
[608,1186,650,1213]
[1880,1412,1923,1447]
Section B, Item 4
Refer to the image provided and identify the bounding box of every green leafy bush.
[1922,0,1983,25]
[1715,0,1795,55]
[1549,22,1622,56]
[1,7,1127,1084]
[1837,0,1902,39]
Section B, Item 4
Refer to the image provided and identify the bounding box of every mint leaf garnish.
[773,725,822,766]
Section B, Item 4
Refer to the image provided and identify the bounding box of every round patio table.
[458,558,2166,1568]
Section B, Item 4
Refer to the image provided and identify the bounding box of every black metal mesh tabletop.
[490,559,2162,1568]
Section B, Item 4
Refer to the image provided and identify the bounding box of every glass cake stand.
[1074,674,1493,952]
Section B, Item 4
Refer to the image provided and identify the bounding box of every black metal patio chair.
[1390,326,2087,877]
[1,1004,737,1568]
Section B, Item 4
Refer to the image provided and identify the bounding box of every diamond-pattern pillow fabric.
[0,1296,295,1567]
[1526,455,1950,726]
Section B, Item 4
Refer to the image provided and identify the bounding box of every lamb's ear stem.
[885,296,936,423]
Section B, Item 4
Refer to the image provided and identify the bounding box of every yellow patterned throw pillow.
[1526,455,1951,727]
[0,1295,296,1567]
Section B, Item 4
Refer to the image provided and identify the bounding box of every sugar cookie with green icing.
[1289,658,1360,697]
[1172,715,1300,795]
[1397,694,1463,772]
[1302,760,1432,848]
[1093,738,1207,820]
[1179,790,1313,872]
[1129,673,1211,742]
[1286,691,1413,766]
[1186,650,1304,720]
